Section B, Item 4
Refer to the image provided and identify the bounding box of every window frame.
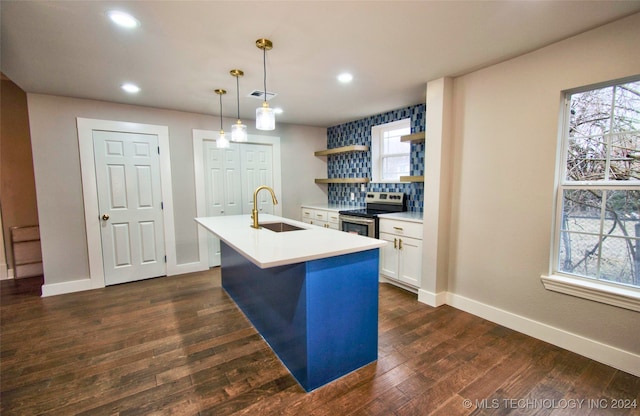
[371,118,411,183]
[543,75,640,312]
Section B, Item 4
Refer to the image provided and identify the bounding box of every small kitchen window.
[542,75,640,312]
[371,119,411,182]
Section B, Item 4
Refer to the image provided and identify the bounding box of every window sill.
[541,274,640,312]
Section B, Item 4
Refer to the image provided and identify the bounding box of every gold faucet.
[251,185,278,229]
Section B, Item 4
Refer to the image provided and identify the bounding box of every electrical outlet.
[350,192,355,201]
[361,184,365,192]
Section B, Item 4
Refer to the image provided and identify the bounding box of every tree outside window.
[557,78,640,287]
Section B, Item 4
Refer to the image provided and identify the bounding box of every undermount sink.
[260,222,305,232]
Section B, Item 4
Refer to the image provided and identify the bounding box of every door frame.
[192,129,281,269]
[77,118,177,290]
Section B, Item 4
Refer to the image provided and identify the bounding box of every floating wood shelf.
[400,132,425,143]
[400,175,424,182]
[314,145,369,156]
[315,178,370,184]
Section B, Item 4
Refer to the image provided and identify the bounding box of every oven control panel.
[365,192,405,205]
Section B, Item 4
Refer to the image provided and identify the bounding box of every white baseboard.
[379,276,418,294]
[0,264,12,280]
[42,278,93,297]
[418,288,447,307]
[169,261,208,275]
[41,261,209,297]
[445,292,640,377]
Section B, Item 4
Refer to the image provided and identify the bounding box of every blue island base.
[221,242,379,392]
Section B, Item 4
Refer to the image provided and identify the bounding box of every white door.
[204,141,242,266]
[93,131,166,285]
[241,144,274,215]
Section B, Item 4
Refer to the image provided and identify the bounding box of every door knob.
[102,214,110,221]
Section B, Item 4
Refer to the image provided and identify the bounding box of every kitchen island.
[196,214,385,392]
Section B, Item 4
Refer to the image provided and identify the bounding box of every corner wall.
[446,13,640,373]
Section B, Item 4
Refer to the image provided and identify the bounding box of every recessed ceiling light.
[274,107,284,114]
[121,83,140,94]
[108,10,140,28]
[337,73,353,83]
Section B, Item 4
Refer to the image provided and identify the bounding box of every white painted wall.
[444,13,640,366]
[26,95,326,287]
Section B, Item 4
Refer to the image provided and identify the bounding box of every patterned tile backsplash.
[325,104,425,212]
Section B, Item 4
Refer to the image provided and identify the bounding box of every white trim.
[417,288,447,307]
[446,292,640,377]
[193,130,209,272]
[380,276,419,294]
[0,264,11,280]
[76,118,176,293]
[549,77,640,302]
[171,261,208,275]
[371,118,411,183]
[541,274,640,312]
[192,129,282,271]
[42,278,93,297]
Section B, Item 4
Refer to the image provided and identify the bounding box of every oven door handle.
[339,216,375,225]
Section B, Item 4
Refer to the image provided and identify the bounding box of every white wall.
[444,13,640,367]
[26,95,326,286]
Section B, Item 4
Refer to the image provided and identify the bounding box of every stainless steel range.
[338,192,406,238]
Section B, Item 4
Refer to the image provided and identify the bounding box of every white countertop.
[300,203,363,212]
[378,211,424,223]
[195,214,386,269]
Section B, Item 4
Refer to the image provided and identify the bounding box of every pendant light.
[255,38,275,131]
[230,69,248,142]
[214,89,230,149]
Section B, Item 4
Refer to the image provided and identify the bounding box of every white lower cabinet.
[379,218,423,288]
[301,207,339,230]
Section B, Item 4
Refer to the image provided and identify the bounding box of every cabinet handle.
[399,239,403,250]
[316,214,323,218]
[393,226,403,231]
[393,238,397,249]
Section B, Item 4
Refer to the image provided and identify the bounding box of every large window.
[371,119,411,182]
[545,76,640,310]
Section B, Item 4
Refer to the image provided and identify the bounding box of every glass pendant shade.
[256,39,275,131]
[231,120,248,142]
[214,89,229,149]
[256,102,275,131]
[229,69,248,142]
[216,130,229,148]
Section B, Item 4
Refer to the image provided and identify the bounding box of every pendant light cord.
[236,75,241,120]
[263,46,267,104]
[219,93,223,130]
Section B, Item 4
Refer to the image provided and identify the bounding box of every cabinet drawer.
[327,212,340,225]
[379,219,423,239]
[301,209,313,220]
[312,210,328,222]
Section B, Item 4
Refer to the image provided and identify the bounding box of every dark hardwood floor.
[1,270,638,415]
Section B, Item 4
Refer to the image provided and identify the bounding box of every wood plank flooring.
[1,270,638,415]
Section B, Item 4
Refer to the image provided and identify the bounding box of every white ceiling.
[2,1,639,127]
